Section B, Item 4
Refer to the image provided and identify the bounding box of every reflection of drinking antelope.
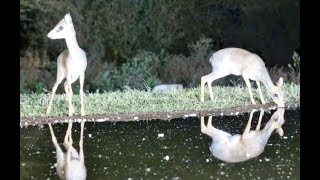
[46,13,87,116]
[200,108,285,163]
[48,121,86,180]
[200,48,284,107]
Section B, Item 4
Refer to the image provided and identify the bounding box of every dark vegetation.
[20,0,300,93]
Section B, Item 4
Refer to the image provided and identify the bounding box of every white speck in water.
[54,163,57,167]
[259,159,262,162]
[128,178,132,180]
[164,155,170,161]
[158,133,164,138]
[36,151,40,154]
[265,158,270,162]
[98,154,102,158]
[146,168,151,172]
[206,159,209,162]
[50,165,54,169]
[283,136,288,139]
[220,171,225,175]
[142,138,146,141]
[104,167,107,170]
[88,134,92,138]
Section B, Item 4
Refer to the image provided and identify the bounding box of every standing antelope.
[200,47,284,107]
[200,108,285,163]
[46,13,87,116]
[48,121,87,180]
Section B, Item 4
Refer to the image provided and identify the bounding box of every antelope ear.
[64,13,72,23]
[276,77,283,87]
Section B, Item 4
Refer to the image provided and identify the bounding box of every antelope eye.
[59,26,64,30]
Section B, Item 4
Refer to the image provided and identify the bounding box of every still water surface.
[20,110,300,179]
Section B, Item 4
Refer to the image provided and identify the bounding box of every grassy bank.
[20,83,300,118]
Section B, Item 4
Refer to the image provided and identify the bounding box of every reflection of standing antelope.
[200,108,285,163]
[46,13,87,117]
[200,48,284,107]
[48,121,87,180]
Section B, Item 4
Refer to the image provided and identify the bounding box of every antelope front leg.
[207,80,214,101]
[64,81,75,116]
[256,81,266,104]
[242,75,256,105]
[48,123,65,166]
[47,80,62,114]
[79,120,85,164]
[65,81,75,117]
[256,109,264,130]
[200,76,206,102]
[241,109,255,139]
[79,73,85,116]
[64,122,73,148]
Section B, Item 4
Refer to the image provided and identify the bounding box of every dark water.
[20,110,300,180]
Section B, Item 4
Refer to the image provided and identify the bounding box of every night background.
[20,0,300,93]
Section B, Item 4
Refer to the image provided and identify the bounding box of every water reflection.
[201,108,285,163]
[48,121,87,179]
[20,110,299,179]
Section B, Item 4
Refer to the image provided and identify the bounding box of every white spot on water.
[206,159,209,162]
[164,155,170,161]
[146,168,151,172]
[88,134,92,138]
[158,133,164,138]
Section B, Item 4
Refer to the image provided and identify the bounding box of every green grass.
[20,83,300,118]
